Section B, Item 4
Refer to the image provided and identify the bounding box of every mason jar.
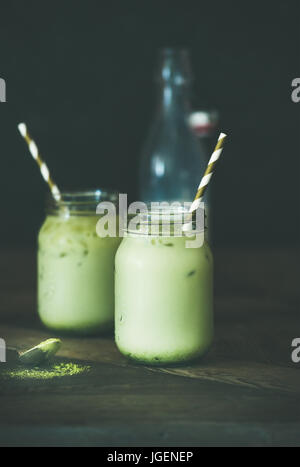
[115,207,213,364]
[38,190,120,335]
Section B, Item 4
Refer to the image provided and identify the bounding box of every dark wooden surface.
[0,247,299,446]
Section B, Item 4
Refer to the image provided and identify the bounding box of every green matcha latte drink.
[115,208,213,364]
[38,190,120,335]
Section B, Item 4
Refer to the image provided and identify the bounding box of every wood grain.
[0,247,299,446]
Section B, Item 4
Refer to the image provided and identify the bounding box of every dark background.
[0,0,299,246]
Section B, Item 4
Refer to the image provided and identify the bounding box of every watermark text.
[96,195,205,248]
[291,78,300,103]
[291,338,300,363]
[0,338,6,362]
[0,78,6,102]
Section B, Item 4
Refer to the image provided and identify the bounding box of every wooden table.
[0,247,299,446]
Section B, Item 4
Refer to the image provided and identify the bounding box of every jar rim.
[128,203,204,223]
[46,188,118,215]
[124,204,206,236]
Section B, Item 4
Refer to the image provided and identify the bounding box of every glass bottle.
[139,48,210,208]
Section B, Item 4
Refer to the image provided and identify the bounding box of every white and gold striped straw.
[183,132,227,230]
[18,123,61,201]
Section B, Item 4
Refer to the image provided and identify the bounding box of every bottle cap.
[189,110,219,136]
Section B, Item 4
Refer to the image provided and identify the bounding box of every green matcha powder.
[2,363,90,380]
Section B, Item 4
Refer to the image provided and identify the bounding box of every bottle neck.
[154,48,193,119]
[156,82,192,118]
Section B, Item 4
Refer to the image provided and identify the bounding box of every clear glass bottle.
[139,48,210,206]
[38,189,121,335]
[115,206,213,365]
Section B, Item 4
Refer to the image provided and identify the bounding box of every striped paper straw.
[18,123,61,201]
[183,132,227,230]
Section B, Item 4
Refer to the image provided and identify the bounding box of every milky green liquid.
[115,235,213,364]
[38,215,121,335]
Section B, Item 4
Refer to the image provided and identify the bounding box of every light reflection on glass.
[153,156,165,177]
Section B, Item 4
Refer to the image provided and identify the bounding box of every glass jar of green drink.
[115,206,213,364]
[38,190,120,335]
